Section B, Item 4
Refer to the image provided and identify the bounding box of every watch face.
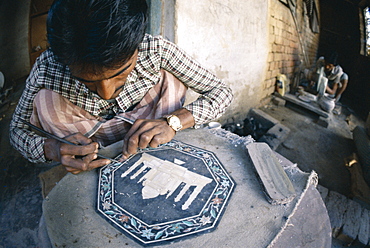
[169,116,180,126]
[168,115,182,131]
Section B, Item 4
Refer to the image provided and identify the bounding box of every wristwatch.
[163,114,183,132]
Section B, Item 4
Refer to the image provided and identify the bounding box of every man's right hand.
[44,133,111,174]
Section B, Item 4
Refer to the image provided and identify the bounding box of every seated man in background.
[302,54,347,100]
[325,69,349,103]
[9,0,233,175]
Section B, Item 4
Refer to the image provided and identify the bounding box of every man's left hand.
[121,118,175,160]
[121,108,195,160]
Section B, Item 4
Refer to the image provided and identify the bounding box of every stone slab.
[268,184,331,248]
[342,199,362,240]
[325,191,348,234]
[321,187,370,245]
[259,123,290,150]
[352,126,370,187]
[272,96,286,106]
[246,142,296,204]
[316,116,329,128]
[346,156,370,206]
[358,208,369,245]
[247,108,280,129]
[280,93,329,118]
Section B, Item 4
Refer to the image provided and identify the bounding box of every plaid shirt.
[10,34,233,163]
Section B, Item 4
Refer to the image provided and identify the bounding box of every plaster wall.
[175,1,269,123]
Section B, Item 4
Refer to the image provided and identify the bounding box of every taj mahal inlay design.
[97,140,235,245]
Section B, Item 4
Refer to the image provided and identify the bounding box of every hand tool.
[20,119,119,163]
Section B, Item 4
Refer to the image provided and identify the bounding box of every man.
[9,0,232,174]
[304,54,347,100]
[325,62,348,102]
[318,54,348,102]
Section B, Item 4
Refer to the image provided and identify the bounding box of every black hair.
[327,52,338,65]
[47,0,148,74]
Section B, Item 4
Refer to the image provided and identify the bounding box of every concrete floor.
[0,81,50,247]
[263,101,356,197]
[0,83,367,247]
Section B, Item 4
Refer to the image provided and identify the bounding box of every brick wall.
[263,0,320,99]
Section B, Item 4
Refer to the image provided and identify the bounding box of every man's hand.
[121,108,195,160]
[44,133,111,174]
[121,118,175,160]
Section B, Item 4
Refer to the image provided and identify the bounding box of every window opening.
[304,0,319,33]
[364,7,370,55]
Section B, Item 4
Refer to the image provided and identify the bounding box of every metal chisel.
[20,119,119,163]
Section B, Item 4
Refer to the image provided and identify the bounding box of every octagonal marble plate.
[97,140,235,246]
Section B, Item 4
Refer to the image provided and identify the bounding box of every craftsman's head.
[324,61,335,71]
[47,0,147,99]
[325,53,338,71]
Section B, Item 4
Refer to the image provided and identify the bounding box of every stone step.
[317,184,370,246]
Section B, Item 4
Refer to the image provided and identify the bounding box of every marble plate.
[97,140,235,246]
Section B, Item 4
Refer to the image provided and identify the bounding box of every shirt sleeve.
[328,65,343,84]
[9,61,48,163]
[159,38,233,126]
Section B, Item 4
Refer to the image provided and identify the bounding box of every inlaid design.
[97,140,235,245]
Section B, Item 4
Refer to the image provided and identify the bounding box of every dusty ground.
[263,101,357,197]
[0,81,50,247]
[0,82,367,247]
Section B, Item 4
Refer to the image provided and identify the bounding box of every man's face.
[325,63,334,72]
[70,50,138,100]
